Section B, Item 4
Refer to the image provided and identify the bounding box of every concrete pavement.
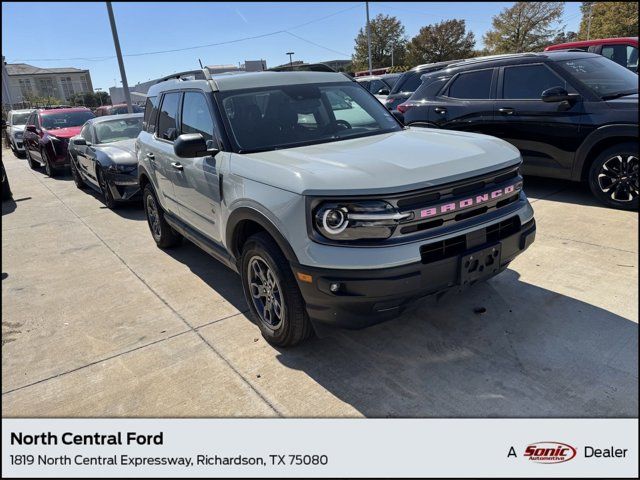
[2,149,637,417]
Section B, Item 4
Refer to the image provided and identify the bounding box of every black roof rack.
[269,63,337,73]
[155,69,207,84]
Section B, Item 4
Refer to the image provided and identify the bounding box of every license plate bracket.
[459,243,501,286]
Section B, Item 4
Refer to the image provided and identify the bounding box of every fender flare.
[137,162,153,188]
[226,207,299,264]
[572,124,639,181]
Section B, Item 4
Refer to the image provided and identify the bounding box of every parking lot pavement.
[2,149,637,417]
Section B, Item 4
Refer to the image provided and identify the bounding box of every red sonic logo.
[524,441,577,464]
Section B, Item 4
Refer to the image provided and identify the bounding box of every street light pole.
[106,2,133,113]
[586,3,593,40]
[286,51,295,67]
[366,2,372,75]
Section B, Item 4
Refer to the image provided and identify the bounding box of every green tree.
[352,14,407,71]
[406,19,475,66]
[483,2,565,53]
[69,91,111,108]
[578,2,638,39]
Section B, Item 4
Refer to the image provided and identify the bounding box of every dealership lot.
[1,149,637,417]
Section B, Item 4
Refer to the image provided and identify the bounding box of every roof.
[6,63,88,76]
[148,70,351,96]
[87,113,143,124]
[438,51,601,71]
[39,107,92,115]
[8,109,35,114]
[356,73,402,81]
[546,37,638,50]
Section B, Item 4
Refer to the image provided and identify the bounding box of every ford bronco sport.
[137,69,536,347]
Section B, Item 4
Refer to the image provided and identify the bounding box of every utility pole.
[106,2,132,113]
[366,2,372,75]
[1,56,14,110]
[286,51,295,67]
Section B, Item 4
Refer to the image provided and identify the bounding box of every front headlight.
[14,131,23,139]
[108,164,137,173]
[314,200,410,241]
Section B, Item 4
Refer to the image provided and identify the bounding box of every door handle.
[434,107,447,114]
[171,162,183,171]
[498,107,515,115]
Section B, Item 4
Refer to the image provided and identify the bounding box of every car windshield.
[557,56,638,99]
[11,113,31,125]
[219,82,402,153]
[40,111,95,130]
[94,117,143,144]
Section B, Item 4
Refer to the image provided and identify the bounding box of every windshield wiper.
[602,90,637,100]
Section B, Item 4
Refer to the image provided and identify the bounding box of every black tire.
[69,153,86,189]
[142,184,182,248]
[241,232,312,347]
[588,142,639,211]
[41,148,56,177]
[25,148,38,170]
[2,163,12,202]
[96,167,116,208]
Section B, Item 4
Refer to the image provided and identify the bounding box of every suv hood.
[233,128,522,195]
[45,126,82,139]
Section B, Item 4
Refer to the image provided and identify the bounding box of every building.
[109,59,267,104]
[3,60,93,107]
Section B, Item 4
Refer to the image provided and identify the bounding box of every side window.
[180,92,213,141]
[143,96,159,133]
[627,45,638,71]
[157,92,180,141]
[80,124,92,143]
[503,64,572,99]
[412,77,450,100]
[370,79,387,94]
[358,80,371,91]
[601,44,630,68]
[448,69,493,99]
[399,72,421,93]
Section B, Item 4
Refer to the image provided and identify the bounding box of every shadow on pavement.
[523,175,602,208]
[1,198,17,215]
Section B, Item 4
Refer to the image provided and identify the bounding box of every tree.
[406,19,475,66]
[352,14,407,71]
[578,2,638,39]
[69,91,111,108]
[551,30,578,44]
[483,2,565,54]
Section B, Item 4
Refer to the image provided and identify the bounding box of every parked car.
[68,113,143,208]
[383,60,463,111]
[355,73,402,103]
[4,109,34,158]
[137,69,536,346]
[399,51,639,210]
[95,104,144,116]
[1,159,12,201]
[23,107,95,177]
[545,37,638,72]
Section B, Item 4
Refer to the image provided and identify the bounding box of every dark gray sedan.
[68,114,143,208]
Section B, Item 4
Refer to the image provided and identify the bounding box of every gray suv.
[137,69,536,346]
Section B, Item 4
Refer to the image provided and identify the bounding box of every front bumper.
[104,169,141,202]
[293,216,536,328]
[11,137,25,151]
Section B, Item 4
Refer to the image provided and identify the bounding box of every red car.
[23,107,95,177]
[545,37,638,72]
[95,103,144,116]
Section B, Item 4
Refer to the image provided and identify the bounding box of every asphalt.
[1,147,637,417]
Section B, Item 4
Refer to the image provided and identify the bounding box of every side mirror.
[541,86,572,103]
[391,110,405,124]
[174,133,219,158]
[73,137,88,146]
[376,88,390,96]
[26,125,37,133]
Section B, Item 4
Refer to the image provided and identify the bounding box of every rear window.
[143,96,159,133]
[411,76,451,100]
[448,69,493,99]
[393,72,421,93]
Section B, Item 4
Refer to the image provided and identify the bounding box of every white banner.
[2,418,637,478]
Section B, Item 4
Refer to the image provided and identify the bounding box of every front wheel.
[588,142,638,211]
[96,167,116,208]
[25,148,38,170]
[41,148,56,177]
[241,232,312,347]
[142,185,182,248]
[69,153,86,189]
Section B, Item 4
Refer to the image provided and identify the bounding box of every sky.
[1,2,583,91]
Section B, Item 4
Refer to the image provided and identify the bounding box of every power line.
[285,31,351,58]
[9,4,360,63]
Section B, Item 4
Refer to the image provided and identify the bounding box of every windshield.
[557,56,638,98]
[94,117,143,144]
[41,111,95,130]
[219,82,402,153]
[11,113,31,126]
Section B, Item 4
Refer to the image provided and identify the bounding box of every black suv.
[383,60,462,111]
[400,52,639,210]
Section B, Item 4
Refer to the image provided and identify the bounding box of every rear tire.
[142,184,182,248]
[240,232,312,347]
[588,142,638,211]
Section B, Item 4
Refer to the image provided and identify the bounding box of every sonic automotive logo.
[524,441,577,464]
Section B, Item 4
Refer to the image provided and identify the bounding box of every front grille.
[420,216,521,264]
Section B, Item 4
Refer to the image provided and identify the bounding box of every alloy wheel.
[597,154,639,203]
[145,194,162,240]
[42,150,52,176]
[247,255,285,330]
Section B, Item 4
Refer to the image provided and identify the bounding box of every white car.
[5,109,34,158]
[355,73,402,104]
